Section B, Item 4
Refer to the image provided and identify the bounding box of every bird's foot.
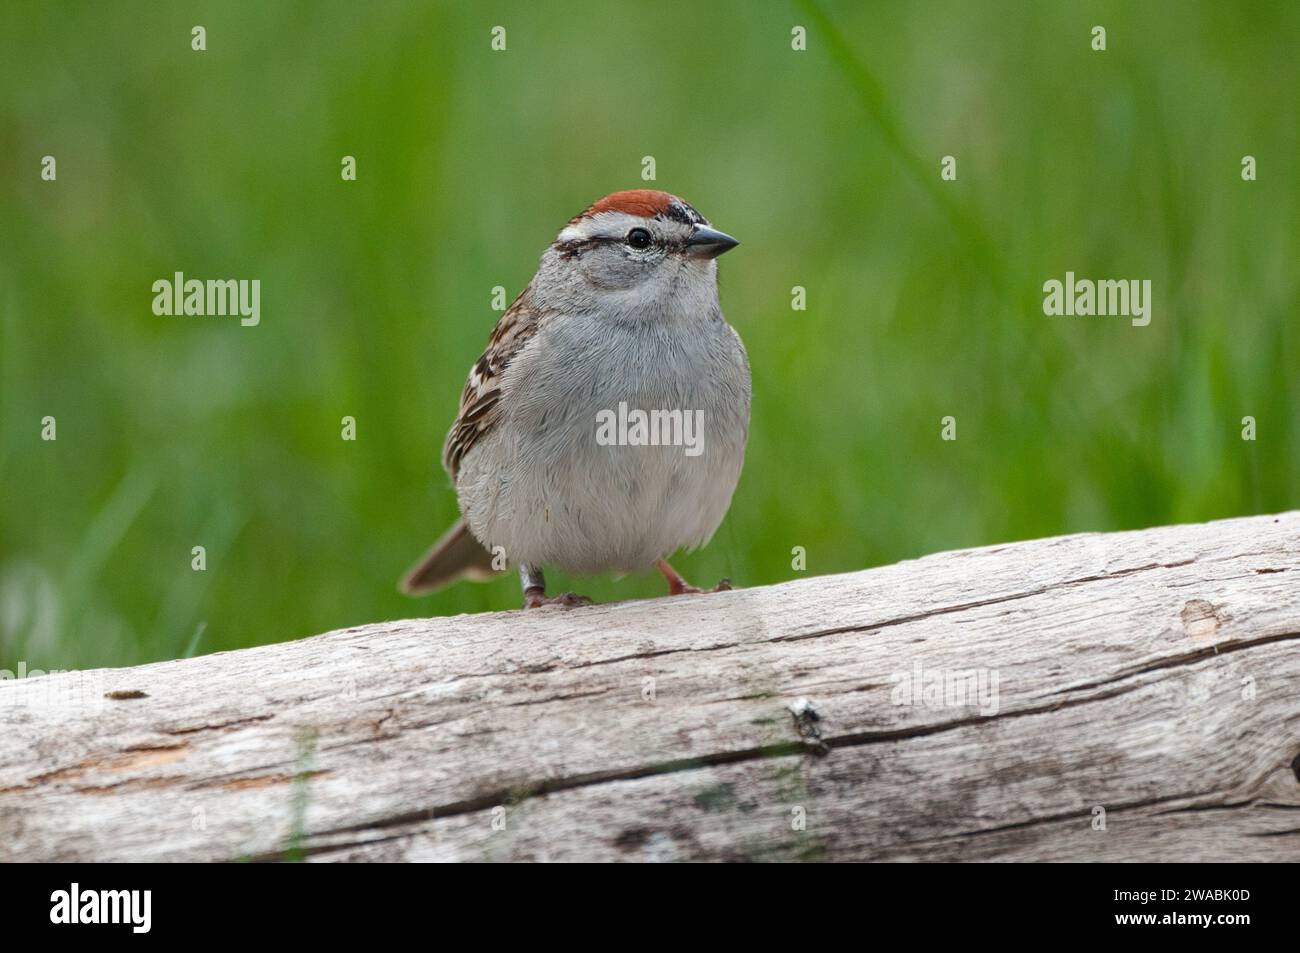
[655,559,733,596]
[519,563,593,609]
[523,587,594,609]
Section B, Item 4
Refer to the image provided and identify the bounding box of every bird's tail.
[400,519,498,595]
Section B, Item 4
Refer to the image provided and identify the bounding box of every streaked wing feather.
[443,289,543,479]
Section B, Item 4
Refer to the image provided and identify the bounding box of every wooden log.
[2,512,1298,862]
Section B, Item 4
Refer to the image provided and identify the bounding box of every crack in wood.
[777,559,1200,645]
[1047,630,1300,695]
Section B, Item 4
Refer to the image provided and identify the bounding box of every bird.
[400,189,750,608]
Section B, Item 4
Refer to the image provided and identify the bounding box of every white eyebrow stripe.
[556,211,650,244]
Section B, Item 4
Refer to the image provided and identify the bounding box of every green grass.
[2,0,1296,670]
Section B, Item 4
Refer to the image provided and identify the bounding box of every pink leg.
[655,559,733,596]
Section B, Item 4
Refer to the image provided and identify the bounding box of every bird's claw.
[676,579,732,595]
[655,558,734,596]
[523,588,594,609]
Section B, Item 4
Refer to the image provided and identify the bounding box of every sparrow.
[400,190,750,607]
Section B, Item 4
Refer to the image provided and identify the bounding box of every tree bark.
[2,512,1298,862]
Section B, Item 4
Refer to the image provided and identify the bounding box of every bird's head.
[534,190,739,320]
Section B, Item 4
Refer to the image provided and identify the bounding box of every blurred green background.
[1,1,1296,670]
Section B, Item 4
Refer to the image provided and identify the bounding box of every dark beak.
[685,225,740,259]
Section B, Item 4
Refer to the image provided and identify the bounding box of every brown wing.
[442,288,543,480]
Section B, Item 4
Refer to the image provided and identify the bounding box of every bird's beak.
[685,225,740,259]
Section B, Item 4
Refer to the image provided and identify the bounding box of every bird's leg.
[655,559,732,596]
[519,563,593,609]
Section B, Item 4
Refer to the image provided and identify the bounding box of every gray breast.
[456,310,751,574]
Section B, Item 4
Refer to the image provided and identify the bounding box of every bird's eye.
[626,227,652,249]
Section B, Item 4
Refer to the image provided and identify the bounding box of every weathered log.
[2,512,1298,862]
